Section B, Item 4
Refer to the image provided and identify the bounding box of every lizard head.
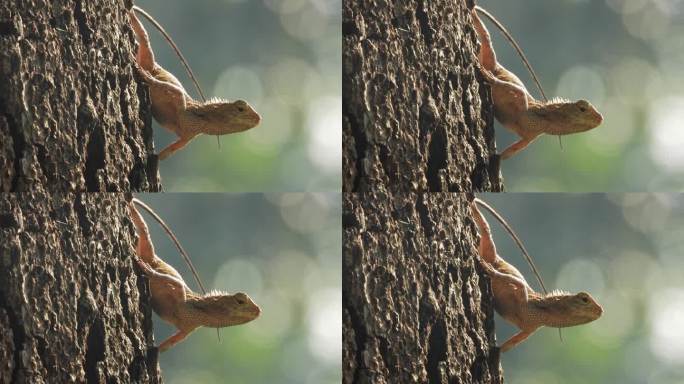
[190,99,261,135]
[220,100,261,132]
[545,291,603,327]
[557,99,603,133]
[188,291,261,328]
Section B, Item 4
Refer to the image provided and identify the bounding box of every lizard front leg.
[500,135,540,160]
[158,329,196,352]
[500,330,535,353]
[158,135,197,160]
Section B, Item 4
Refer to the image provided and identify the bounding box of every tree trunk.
[0,193,160,383]
[343,192,502,383]
[343,0,502,193]
[0,0,161,192]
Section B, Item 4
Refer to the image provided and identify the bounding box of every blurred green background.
[478,0,684,191]
[135,193,341,383]
[479,193,684,383]
[134,0,340,191]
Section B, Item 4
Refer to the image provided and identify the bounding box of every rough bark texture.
[343,0,503,193]
[343,192,502,383]
[0,0,161,192]
[0,193,160,383]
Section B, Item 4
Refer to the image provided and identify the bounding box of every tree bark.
[0,193,160,383]
[343,0,502,193]
[343,192,502,383]
[0,0,161,192]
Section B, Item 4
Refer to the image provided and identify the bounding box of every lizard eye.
[237,107,245,112]
[580,296,589,303]
[579,106,587,112]
[236,298,245,305]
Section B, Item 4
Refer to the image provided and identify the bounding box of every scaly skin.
[130,203,260,352]
[471,202,603,352]
[129,11,261,160]
[471,10,603,160]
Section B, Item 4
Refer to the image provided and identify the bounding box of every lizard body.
[129,10,261,160]
[129,201,260,352]
[470,201,602,352]
[471,9,603,160]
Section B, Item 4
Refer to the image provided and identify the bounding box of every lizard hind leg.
[129,9,156,71]
[470,202,498,264]
[129,203,157,265]
[471,8,497,71]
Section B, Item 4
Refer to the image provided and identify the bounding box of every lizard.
[472,5,561,152]
[470,199,603,352]
[131,6,224,150]
[129,199,261,352]
[474,197,563,342]
[129,9,261,160]
[470,7,603,160]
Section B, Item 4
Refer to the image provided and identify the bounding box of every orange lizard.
[129,10,261,160]
[471,9,603,160]
[471,200,603,352]
[130,201,260,351]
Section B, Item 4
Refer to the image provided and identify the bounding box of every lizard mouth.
[595,304,604,316]
[237,113,261,131]
[248,112,261,126]
[594,111,604,125]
